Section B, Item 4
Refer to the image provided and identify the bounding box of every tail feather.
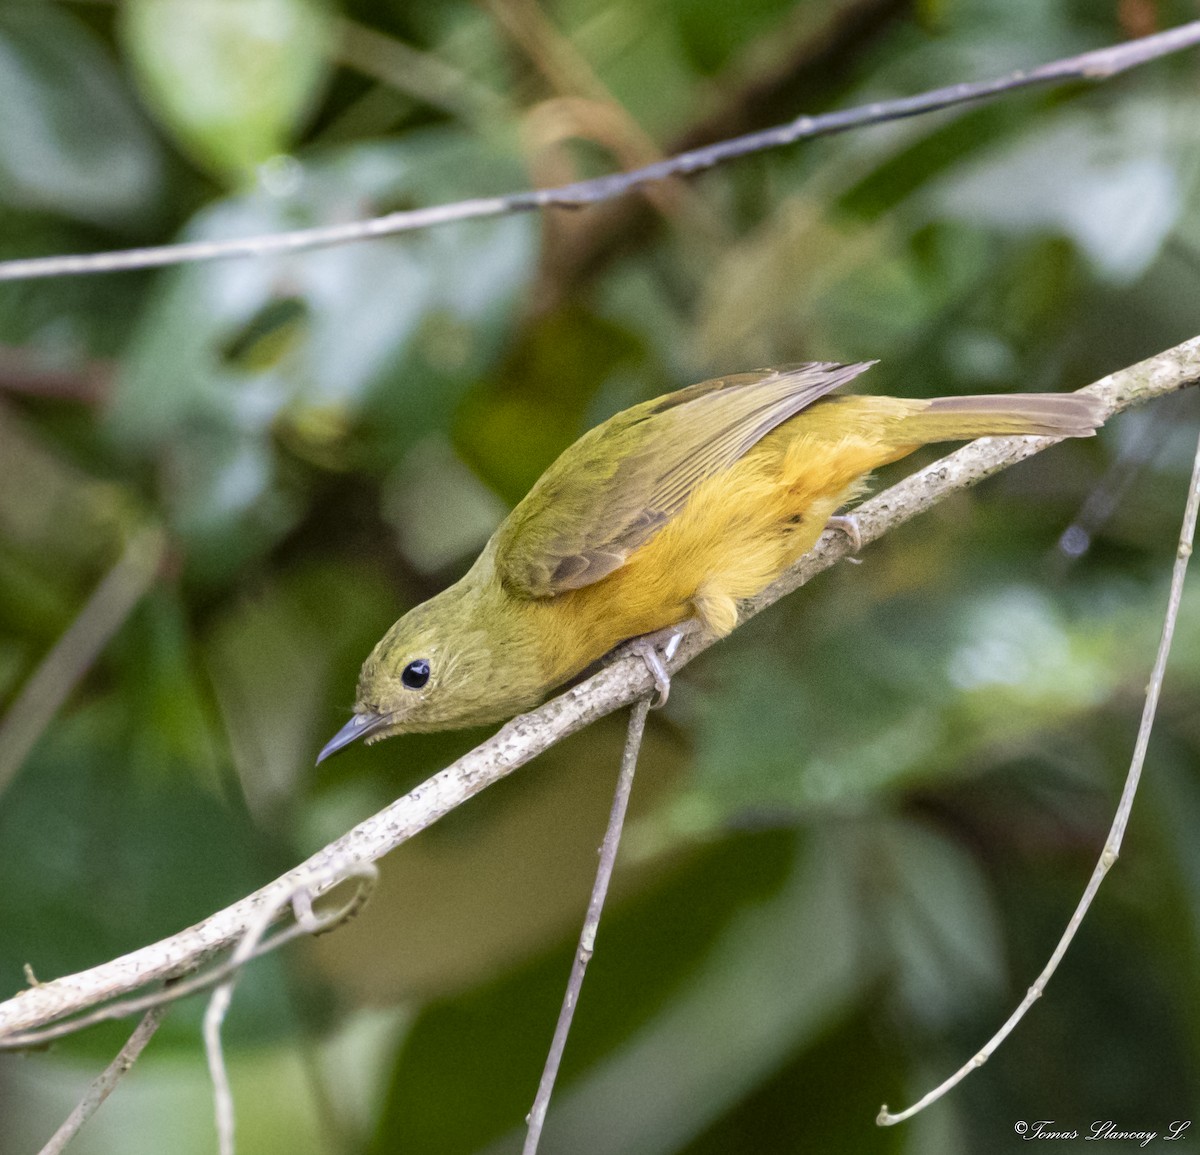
[918,393,1105,440]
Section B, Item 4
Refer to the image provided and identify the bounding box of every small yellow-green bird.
[318,362,1102,761]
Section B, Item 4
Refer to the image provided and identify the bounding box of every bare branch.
[524,696,652,1154]
[0,21,1198,282]
[336,19,509,128]
[36,1008,166,1155]
[1052,404,1171,568]
[0,335,1197,1046]
[0,525,165,799]
[202,862,377,1155]
[2,862,378,1050]
[878,402,1200,1127]
[668,0,908,154]
[0,345,113,403]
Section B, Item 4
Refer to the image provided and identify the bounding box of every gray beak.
[317,711,392,763]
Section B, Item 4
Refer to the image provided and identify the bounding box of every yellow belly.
[532,415,899,682]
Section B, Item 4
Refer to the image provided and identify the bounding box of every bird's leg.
[625,619,699,708]
[826,513,863,552]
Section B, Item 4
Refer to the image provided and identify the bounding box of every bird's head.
[316,580,541,761]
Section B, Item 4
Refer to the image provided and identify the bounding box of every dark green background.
[1,0,1199,1151]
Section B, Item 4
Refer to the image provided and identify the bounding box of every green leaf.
[120,0,335,180]
[455,304,650,504]
[681,999,914,1155]
[514,830,868,1155]
[204,560,398,818]
[107,131,535,582]
[869,817,1006,1029]
[373,829,869,1154]
[0,6,162,225]
[930,98,1187,283]
[0,706,260,1035]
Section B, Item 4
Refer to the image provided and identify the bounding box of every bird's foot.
[827,514,863,554]
[626,620,698,708]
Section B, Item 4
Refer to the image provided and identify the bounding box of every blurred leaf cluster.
[3,0,1200,1152]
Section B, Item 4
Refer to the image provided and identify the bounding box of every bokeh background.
[2,0,1200,1152]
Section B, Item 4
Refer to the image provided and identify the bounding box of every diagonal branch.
[878,412,1200,1126]
[0,21,1198,282]
[0,334,1198,1043]
[0,525,166,799]
[36,1007,166,1155]
[523,696,652,1155]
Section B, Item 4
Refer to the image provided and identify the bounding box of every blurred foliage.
[120,0,336,180]
[2,0,1200,1152]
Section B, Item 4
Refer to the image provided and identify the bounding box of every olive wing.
[494,361,875,599]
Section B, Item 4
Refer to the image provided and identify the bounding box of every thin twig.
[877,421,1200,1127]
[1,21,1198,282]
[483,0,611,103]
[36,1007,166,1155]
[203,862,377,1155]
[336,19,509,128]
[2,862,378,1050]
[1053,404,1171,567]
[487,0,710,230]
[0,525,165,799]
[0,335,1196,1046]
[668,0,908,154]
[204,903,282,1155]
[0,345,113,403]
[523,696,652,1154]
[530,0,906,308]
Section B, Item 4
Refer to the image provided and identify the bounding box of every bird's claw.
[631,641,672,707]
[627,624,690,707]
[827,514,863,553]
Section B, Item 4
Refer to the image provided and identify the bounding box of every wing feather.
[494,361,876,598]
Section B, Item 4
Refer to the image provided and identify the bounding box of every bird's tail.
[903,392,1105,442]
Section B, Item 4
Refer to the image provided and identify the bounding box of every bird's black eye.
[401,659,430,689]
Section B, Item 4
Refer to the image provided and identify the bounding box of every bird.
[318,361,1103,761]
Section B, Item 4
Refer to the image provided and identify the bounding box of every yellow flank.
[542,435,857,670]
[530,396,932,683]
[318,364,1105,759]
